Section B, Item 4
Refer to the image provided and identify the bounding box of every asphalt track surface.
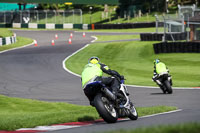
[0,30,200,133]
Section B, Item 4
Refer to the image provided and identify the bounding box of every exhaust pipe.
[101,87,116,101]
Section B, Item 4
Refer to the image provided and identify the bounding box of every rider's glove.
[152,75,157,81]
[120,75,125,80]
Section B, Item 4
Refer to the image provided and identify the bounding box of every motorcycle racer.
[81,56,123,104]
[152,59,172,87]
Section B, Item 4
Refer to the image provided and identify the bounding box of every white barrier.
[46,24,55,29]
[0,38,2,46]
[29,23,38,29]
[0,35,17,46]
[82,24,88,30]
[12,23,21,28]
[63,23,73,29]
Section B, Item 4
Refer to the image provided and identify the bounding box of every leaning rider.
[152,59,172,86]
[81,56,123,105]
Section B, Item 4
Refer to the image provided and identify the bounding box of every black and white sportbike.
[153,72,173,94]
[84,76,138,123]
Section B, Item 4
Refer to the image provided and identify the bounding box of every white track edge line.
[126,84,200,89]
[119,109,182,122]
[91,36,98,42]
[17,125,81,131]
[139,109,182,118]
[62,36,98,78]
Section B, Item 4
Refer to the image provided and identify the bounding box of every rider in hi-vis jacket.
[152,59,172,86]
[81,56,122,104]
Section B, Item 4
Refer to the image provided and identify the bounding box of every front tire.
[128,102,138,120]
[94,93,118,123]
[164,80,173,94]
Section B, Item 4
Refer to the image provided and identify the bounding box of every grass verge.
[65,40,200,87]
[103,123,200,133]
[0,94,177,131]
[0,28,13,38]
[0,36,33,52]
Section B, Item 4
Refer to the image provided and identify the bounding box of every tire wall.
[94,22,156,29]
[140,32,187,41]
[153,42,200,54]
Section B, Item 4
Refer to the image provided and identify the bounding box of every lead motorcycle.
[84,76,138,123]
[153,72,173,94]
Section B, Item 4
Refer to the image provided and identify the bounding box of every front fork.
[168,76,173,86]
[154,79,166,92]
[154,75,172,86]
[155,79,162,86]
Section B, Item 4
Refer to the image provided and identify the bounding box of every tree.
[118,0,166,14]
[37,4,71,10]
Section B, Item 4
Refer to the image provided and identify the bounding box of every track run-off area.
[0,30,199,133]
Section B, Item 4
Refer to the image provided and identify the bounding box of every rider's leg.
[153,77,165,89]
[97,76,120,96]
[83,86,96,106]
[110,77,120,96]
[155,77,167,93]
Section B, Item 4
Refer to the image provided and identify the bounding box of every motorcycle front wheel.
[164,80,173,94]
[94,93,118,123]
[128,102,138,120]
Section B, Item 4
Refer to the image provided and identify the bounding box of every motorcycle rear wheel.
[94,93,118,123]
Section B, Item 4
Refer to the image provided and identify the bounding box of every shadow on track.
[150,93,167,95]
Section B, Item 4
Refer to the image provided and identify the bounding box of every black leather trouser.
[84,76,120,102]
[95,76,120,94]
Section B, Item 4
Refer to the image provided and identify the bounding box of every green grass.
[96,35,140,42]
[103,123,200,133]
[0,94,177,130]
[0,36,33,52]
[84,11,159,24]
[83,11,107,24]
[105,13,157,24]
[65,40,200,87]
[0,95,98,130]
[0,28,13,38]
[135,106,177,117]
